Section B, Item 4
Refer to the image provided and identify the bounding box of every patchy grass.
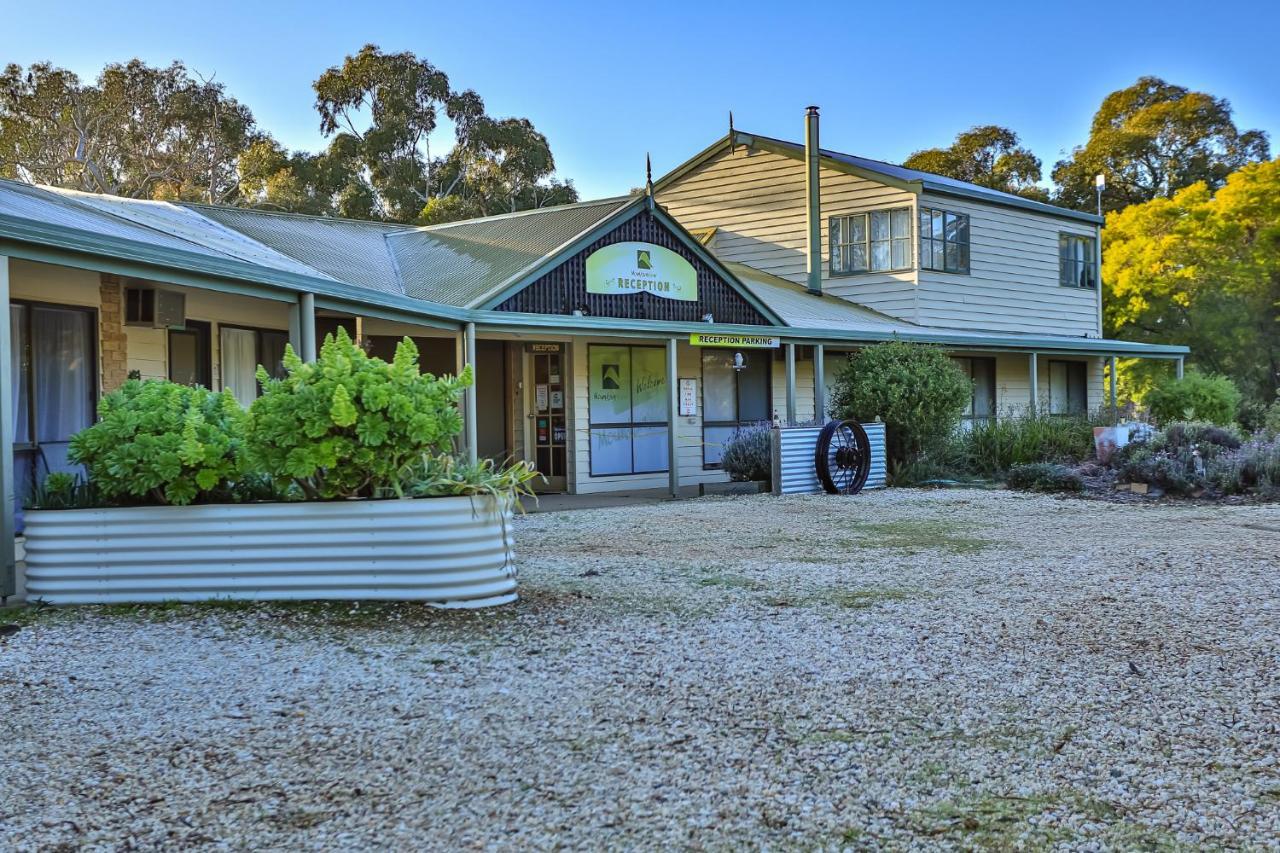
[831,588,914,609]
[844,520,993,555]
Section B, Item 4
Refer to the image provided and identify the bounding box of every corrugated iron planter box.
[23,495,516,608]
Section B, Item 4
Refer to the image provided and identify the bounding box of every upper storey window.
[829,208,912,275]
[1059,233,1098,288]
[919,207,970,274]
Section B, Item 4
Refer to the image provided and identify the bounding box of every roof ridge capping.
[654,129,1102,225]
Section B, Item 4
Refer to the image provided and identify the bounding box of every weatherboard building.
[0,108,1187,598]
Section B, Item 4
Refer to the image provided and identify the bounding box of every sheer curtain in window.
[32,307,93,482]
[220,327,259,408]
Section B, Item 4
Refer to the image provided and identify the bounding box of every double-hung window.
[920,207,970,274]
[220,325,289,408]
[829,208,912,274]
[1059,233,1097,288]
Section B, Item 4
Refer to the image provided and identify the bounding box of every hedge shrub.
[830,341,971,473]
[1145,372,1241,426]
[719,423,773,483]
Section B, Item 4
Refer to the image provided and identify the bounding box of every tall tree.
[903,125,1047,200]
[0,60,258,203]
[1103,158,1280,403]
[1053,76,1270,213]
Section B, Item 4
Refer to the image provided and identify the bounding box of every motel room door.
[525,343,567,492]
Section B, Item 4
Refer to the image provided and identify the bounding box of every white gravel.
[2,488,1278,850]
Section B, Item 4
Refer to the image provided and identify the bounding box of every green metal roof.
[388,196,634,307]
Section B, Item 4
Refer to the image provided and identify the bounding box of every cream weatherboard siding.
[916,192,1101,336]
[656,146,919,319]
[990,353,1105,416]
[657,146,1105,338]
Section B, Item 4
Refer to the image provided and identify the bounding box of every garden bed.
[23,495,516,607]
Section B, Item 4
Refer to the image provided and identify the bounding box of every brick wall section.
[99,274,129,392]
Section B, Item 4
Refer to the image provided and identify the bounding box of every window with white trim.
[1059,233,1097,289]
[829,208,912,274]
[919,207,970,274]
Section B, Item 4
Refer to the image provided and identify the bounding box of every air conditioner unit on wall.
[125,287,186,329]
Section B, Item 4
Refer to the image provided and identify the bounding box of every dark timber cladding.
[494,209,772,325]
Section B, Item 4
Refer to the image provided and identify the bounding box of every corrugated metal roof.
[0,181,252,261]
[725,262,915,332]
[60,191,344,282]
[186,205,405,295]
[388,197,633,307]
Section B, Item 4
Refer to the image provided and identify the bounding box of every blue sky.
[3,0,1277,200]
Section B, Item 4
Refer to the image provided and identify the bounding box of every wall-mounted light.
[702,313,714,323]
[732,352,747,371]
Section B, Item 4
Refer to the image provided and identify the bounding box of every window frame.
[919,206,971,275]
[1059,232,1098,289]
[586,343,670,478]
[218,323,290,402]
[10,299,99,454]
[1047,360,1088,416]
[952,356,996,425]
[168,319,213,388]
[828,207,914,277]
[700,348,774,469]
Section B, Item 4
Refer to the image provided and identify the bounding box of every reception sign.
[586,242,697,301]
[689,333,780,348]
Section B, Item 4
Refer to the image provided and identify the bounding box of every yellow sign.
[586,242,698,301]
[690,333,780,348]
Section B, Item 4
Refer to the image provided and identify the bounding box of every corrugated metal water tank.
[772,423,887,495]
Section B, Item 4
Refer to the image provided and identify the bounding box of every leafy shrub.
[1208,437,1280,495]
[68,379,247,506]
[1116,446,1204,495]
[1265,400,1280,437]
[959,413,1100,476]
[830,341,971,473]
[1159,421,1242,455]
[1145,372,1241,426]
[245,329,471,499]
[1006,462,1084,493]
[719,423,773,482]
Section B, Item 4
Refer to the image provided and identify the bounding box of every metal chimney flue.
[804,106,822,295]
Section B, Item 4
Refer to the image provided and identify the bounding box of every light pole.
[1095,173,1106,218]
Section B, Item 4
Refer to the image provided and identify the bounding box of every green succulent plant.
[68,379,247,506]
[245,328,471,499]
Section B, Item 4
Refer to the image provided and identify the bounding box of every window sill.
[827,267,914,279]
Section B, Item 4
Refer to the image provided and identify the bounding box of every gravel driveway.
[2,489,1278,850]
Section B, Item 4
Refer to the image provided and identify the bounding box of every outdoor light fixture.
[732,351,747,371]
[1095,173,1106,217]
[702,313,714,323]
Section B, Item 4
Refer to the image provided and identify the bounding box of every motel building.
[0,109,1187,599]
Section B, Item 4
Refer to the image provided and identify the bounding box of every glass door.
[527,345,567,492]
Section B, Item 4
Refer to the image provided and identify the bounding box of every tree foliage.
[903,125,1047,200]
[2,46,577,224]
[1103,158,1280,402]
[0,59,259,203]
[244,329,471,500]
[68,380,247,506]
[1053,76,1269,213]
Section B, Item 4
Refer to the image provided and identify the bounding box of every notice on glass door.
[536,384,548,412]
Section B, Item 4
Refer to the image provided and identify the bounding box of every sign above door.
[586,241,697,302]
